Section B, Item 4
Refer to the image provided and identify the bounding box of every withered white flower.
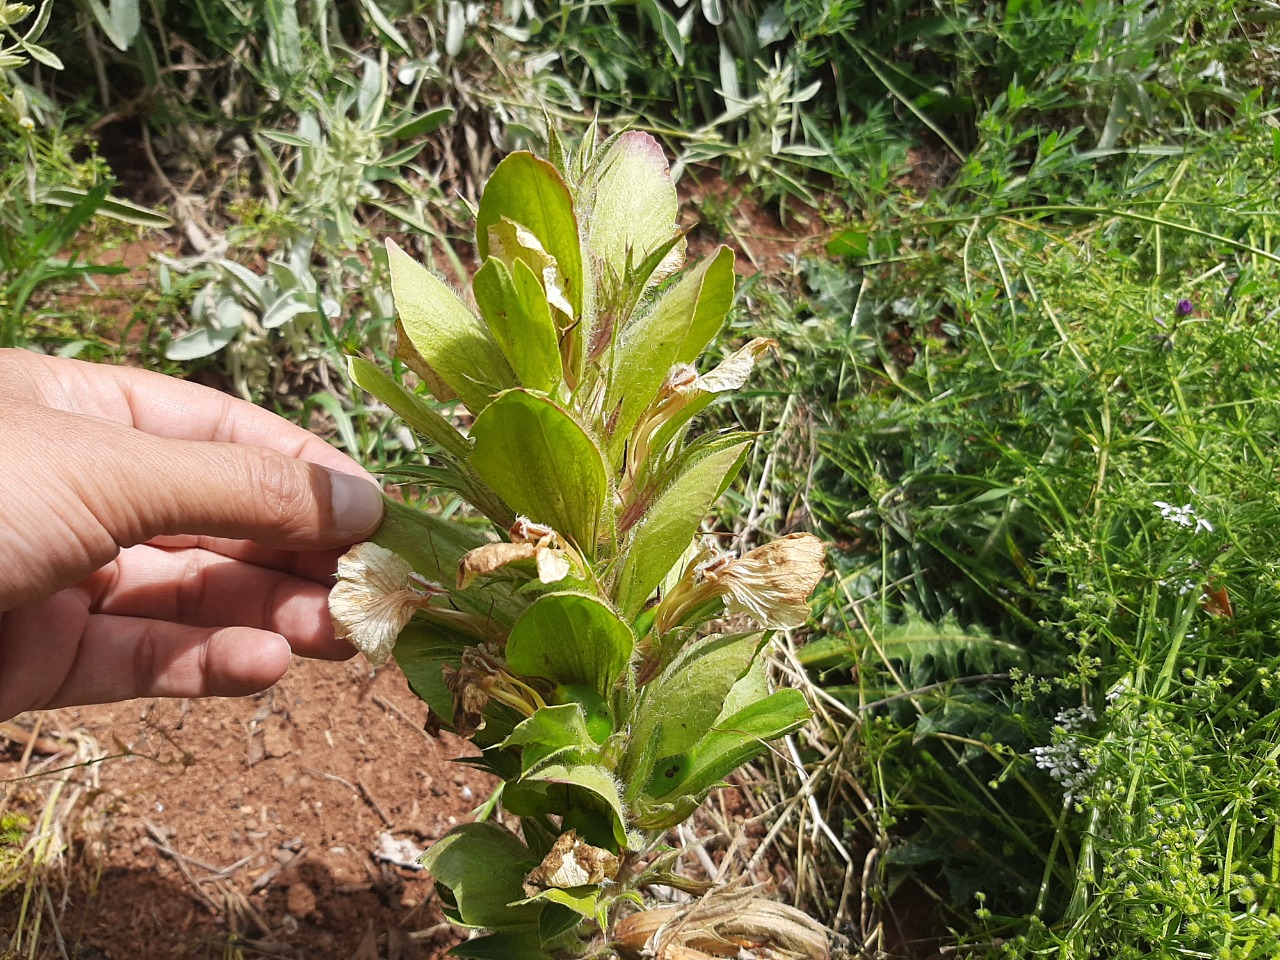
[654,533,825,634]
[706,533,826,628]
[457,517,573,589]
[522,830,619,896]
[330,542,440,665]
[688,337,777,396]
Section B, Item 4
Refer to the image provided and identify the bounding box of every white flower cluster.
[1030,705,1097,801]
[1153,500,1214,534]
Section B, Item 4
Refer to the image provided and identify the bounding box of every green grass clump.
[800,117,1280,954]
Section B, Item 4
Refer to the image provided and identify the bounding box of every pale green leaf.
[164,325,236,361]
[347,356,471,461]
[469,391,607,554]
[589,131,680,284]
[626,631,766,768]
[472,258,562,393]
[606,246,735,458]
[613,434,751,618]
[386,239,516,413]
[500,703,599,773]
[476,153,584,320]
[357,0,413,55]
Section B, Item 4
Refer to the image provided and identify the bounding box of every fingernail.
[328,471,384,541]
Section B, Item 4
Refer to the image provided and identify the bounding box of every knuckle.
[244,449,316,531]
[132,620,160,695]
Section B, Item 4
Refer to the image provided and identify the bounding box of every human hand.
[0,348,385,722]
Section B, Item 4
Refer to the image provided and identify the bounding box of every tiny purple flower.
[1176,298,1194,316]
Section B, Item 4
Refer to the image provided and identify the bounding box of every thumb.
[87,431,386,550]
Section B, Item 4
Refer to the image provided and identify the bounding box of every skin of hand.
[0,348,385,723]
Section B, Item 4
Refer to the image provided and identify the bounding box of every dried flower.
[329,542,443,665]
[523,830,619,896]
[655,534,826,633]
[487,217,574,319]
[442,646,544,738]
[457,517,574,589]
[708,534,826,628]
[623,339,777,497]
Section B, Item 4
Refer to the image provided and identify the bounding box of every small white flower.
[1153,500,1213,533]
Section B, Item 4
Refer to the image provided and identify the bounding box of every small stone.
[286,882,317,918]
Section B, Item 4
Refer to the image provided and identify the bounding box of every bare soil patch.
[1,657,495,959]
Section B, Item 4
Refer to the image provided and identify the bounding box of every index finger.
[0,349,370,478]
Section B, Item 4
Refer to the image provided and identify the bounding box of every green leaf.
[639,689,810,812]
[386,239,516,413]
[421,823,541,929]
[505,593,634,697]
[373,498,524,625]
[641,0,685,65]
[347,356,472,460]
[677,689,811,791]
[476,153,584,320]
[390,106,454,140]
[514,886,600,921]
[606,246,736,457]
[715,655,770,725]
[378,141,427,169]
[614,434,752,618]
[449,932,555,960]
[538,900,587,943]
[472,258,563,393]
[469,391,607,553]
[500,704,599,773]
[504,764,629,850]
[589,131,680,284]
[626,632,767,769]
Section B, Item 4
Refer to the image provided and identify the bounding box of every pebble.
[286,881,317,918]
